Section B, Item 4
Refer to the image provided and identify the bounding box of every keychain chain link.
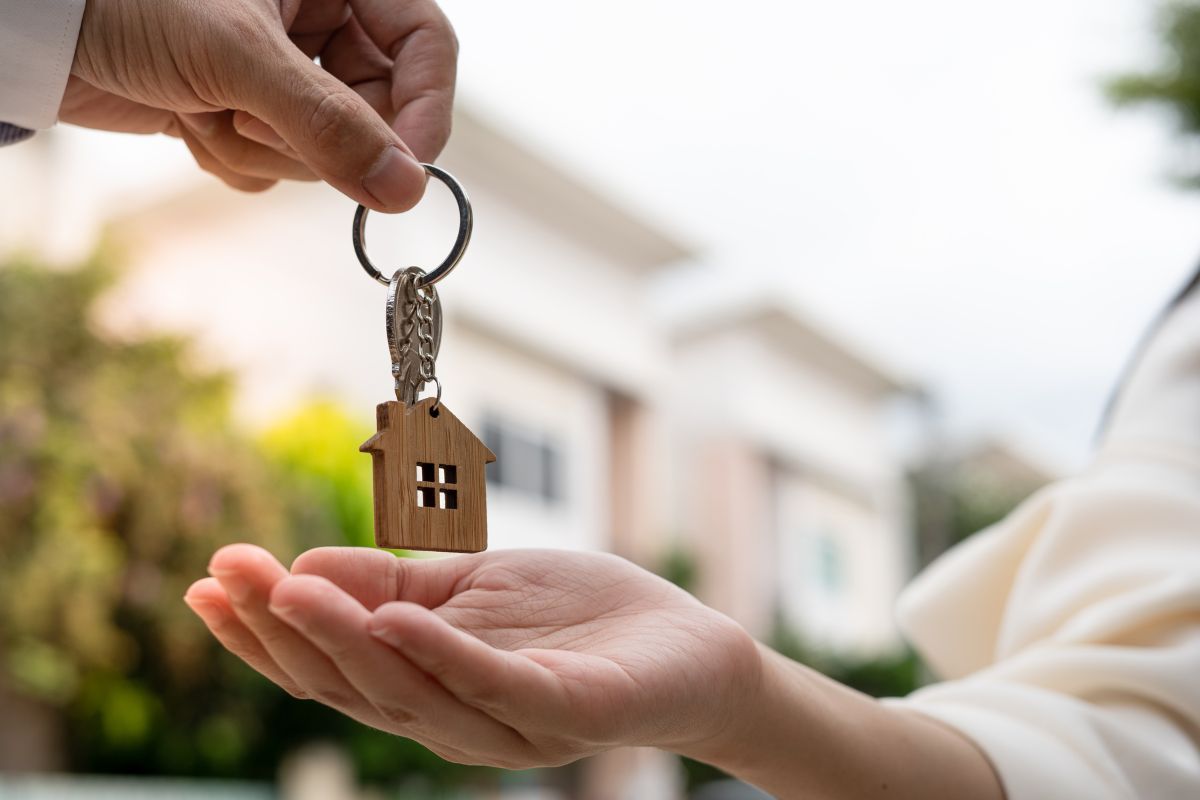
[389,267,442,409]
[411,277,440,404]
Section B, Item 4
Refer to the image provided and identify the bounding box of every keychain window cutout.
[416,460,461,512]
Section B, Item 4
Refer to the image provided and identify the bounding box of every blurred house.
[910,435,1061,571]
[950,437,1058,498]
[667,300,914,654]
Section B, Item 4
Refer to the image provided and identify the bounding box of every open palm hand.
[186,546,761,768]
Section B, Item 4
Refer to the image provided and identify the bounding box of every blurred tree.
[1108,1,1200,184]
[0,252,295,772]
[259,401,377,550]
[653,542,698,593]
[908,465,1028,570]
[0,254,482,789]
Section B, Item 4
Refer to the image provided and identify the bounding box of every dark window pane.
[542,443,560,502]
[507,434,543,496]
[481,415,564,505]
[483,420,504,486]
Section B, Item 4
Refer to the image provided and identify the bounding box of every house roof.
[952,437,1060,489]
[440,106,694,272]
[670,293,913,398]
[107,105,695,275]
[361,399,496,463]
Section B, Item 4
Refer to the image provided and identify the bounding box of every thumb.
[227,46,427,212]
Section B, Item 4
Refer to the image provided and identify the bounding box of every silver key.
[386,267,442,406]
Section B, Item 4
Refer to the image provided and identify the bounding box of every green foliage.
[908,461,1032,571]
[0,252,297,774]
[768,623,921,700]
[1108,1,1200,184]
[259,400,376,548]
[654,543,698,592]
[0,254,483,787]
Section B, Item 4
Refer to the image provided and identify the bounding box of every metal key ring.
[353,163,473,290]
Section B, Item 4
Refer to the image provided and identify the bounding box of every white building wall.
[439,323,610,553]
[670,325,910,653]
[671,328,895,489]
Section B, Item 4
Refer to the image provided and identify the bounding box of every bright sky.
[441,0,1200,469]
[14,0,1200,470]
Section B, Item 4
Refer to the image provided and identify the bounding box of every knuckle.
[223,640,260,664]
[257,624,296,651]
[318,638,359,665]
[457,685,508,718]
[306,92,361,158]
[314,688,354,709]
[374,702,417,728]
[427,744,473,765]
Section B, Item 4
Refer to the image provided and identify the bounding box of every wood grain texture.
[360,398,496,553]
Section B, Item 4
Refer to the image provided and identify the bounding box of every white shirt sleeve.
[0,0,87,129]
[887,280,1200,799]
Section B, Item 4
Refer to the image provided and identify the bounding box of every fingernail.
[362,145,426,211]
[209,570,251,604]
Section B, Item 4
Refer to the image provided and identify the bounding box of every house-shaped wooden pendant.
[360,398,496,552]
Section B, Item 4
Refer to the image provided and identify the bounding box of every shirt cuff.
[0,0,88,129]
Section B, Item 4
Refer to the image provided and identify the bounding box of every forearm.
[678,644,1005,800]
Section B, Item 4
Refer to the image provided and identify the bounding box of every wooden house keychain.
[351,164,495,553]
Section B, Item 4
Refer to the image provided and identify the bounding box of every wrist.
[668,638,776,769]
[675,643,889,797]
[670,643,1005,800]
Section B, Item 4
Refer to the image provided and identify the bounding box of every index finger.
[348,0,458,161]
[290,547,475,610]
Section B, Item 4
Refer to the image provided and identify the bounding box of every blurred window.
[483,416,563,504]
[813,531,843,594]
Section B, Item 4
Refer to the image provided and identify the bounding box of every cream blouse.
[892,283,1200,799]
